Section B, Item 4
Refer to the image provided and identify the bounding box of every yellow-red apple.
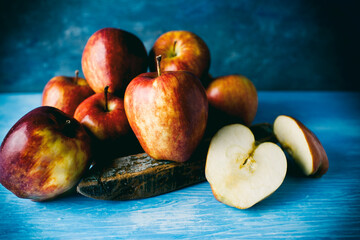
[42,70,94,116]
[149,30,210,85]
[0,106,92,201]
[124,56,208,162]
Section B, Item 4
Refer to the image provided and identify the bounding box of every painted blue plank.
[0,92,359,239]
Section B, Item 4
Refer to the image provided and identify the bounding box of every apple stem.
[104,86,109,112]
[156,55,162,77]
[173,41,177,52]
[75,70,79,82]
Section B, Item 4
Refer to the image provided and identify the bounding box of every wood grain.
[77,140,209,200]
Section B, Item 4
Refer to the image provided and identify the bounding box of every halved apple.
[273,115,328,177]
[205,124,287,209]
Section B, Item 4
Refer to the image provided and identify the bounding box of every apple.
[42,70,94,116]
[74,86,130,141]
[74,86,140,159]
[206,124,287,209]
[273,115,329,177]
[206,74,258,126]
[149,30,210,84]
[0,106,92,201]
[82,27,148,95]
[124,55,208,162]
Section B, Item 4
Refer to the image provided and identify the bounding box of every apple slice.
[205,124,287,209]
[273,115,329,177]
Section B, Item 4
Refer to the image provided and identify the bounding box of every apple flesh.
[149,30,210,83]
[124,56,208,162]
[206,124,287,209]
[82,28,148,94]
[42,70,94,116]
[206,75,258,127]
[273,115,329,177]
[0,106,92,201]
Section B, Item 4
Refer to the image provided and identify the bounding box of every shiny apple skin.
[74,93,130,141]
[42,75,94,116]
[74,93,141,161]
[124,71,208,162]
[149,31,210,83]
[290,116,329,177]
[206,75,258,126]
[0,106,92,201]
[82,28,148,95]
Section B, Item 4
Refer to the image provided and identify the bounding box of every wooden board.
[77,140,209,200]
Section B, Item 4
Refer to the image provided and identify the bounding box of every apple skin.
[298,118,329,177]
[82,28,148,95]
[205,75,258,135]
[274,115,329,177]
[74,92,130,141]
[124,71,208,162]
[149,30,210,84]
[74,91,141,160]
[0,106,92,201]
[42,73,94,116]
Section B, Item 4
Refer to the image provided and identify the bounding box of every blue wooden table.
[0,91,359,239]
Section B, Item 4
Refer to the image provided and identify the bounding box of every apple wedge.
[205,124,287,209]
[273,115,329,177]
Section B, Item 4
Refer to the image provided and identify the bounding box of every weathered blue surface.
[1,0,359,92]
[0,91,359,239]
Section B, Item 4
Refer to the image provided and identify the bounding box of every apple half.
[205,124,287,209]
[273,115,329,177]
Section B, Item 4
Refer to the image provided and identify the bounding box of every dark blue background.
[1,0,359,92]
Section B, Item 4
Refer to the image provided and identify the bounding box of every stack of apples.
[0,27,328,208]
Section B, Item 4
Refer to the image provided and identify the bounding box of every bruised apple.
[0,106,92,201]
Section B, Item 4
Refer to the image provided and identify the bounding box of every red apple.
[124,56,208,162]
[206,75,258,128]
[274,115,329,177]
[0,106,92,201]
[74,87,141,160]
[42,70,94,116]
[82,28,148,95]
[149,30,210,84]
[74,86,130,141]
